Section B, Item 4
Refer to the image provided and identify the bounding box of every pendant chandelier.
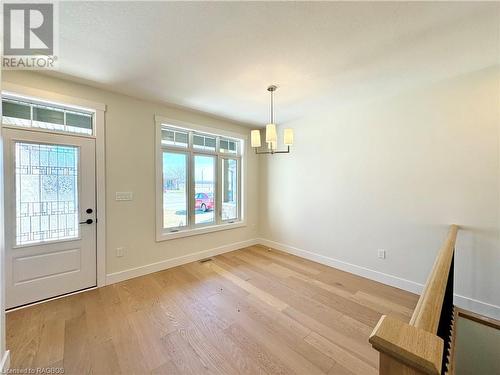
[251,85,293,154]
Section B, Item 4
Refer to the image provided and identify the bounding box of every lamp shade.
[265,123,277,143]
[251,130,261,148]
[284,128,294,146]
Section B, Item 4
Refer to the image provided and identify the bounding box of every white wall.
[260,66,500,319]
[2,71,259,280]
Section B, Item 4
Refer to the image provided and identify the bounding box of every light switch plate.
[116,192,133,201]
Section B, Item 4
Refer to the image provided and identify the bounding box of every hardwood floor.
[7,245,418,374]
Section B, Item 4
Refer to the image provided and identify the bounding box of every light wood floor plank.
[209,262,289,311]
[224,322,296,375]
[248,246,323,275]
[157,268,260,375]
[304,331,378,375]
[6,245,418,374]
[283,306,379,368]
[210,291,336,373]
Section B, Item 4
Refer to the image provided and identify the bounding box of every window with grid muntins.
[158,124,243,237]
[2,97,94,136]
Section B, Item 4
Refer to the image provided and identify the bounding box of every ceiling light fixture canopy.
[251,85,293,155]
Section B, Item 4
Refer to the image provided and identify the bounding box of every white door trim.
[1,84,107,288]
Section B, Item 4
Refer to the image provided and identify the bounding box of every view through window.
[159,124,242,235]
[163,152,187,229]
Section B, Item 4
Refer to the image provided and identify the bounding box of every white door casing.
[3,128,97,308]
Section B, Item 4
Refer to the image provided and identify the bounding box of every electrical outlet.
[116,247,125,257]
[378,249,386,259]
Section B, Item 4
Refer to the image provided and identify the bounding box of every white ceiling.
[51,1,500,126]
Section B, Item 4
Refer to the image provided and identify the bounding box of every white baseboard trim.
[106,238,259,285]
[1,350,10,373]
[258,238,500,320]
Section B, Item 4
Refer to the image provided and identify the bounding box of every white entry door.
[4,128,97,309]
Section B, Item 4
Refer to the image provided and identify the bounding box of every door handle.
[79,219,93,225]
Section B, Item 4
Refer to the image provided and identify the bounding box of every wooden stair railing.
[369,224,459,375]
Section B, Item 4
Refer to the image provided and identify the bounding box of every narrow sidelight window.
[162,152,188,230]
[221,158,238,222]
[194,155,216,225]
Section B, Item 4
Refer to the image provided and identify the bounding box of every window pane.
[66,112,93,135]
[194,155,215,225]
[33,106,65,124]
[2,100,32,127]
[220,138,238,154]
[162,129,175,143]
[175,132,188,144]
[163,152,187,229]
[3,100,31,119]
[222,159,238,221]
[162,128,188,147]
[15,143,79,245]
[193,134,216,151]
[206,137,216,148]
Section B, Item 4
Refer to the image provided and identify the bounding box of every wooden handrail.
[369,224,459,375]
[410,224,458,333]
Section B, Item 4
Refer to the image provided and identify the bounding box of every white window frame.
[155,115,246,241]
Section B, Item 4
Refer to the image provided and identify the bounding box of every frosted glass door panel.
[15,142,79,245]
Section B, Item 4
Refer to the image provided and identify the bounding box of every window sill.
[156,221,246,241]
